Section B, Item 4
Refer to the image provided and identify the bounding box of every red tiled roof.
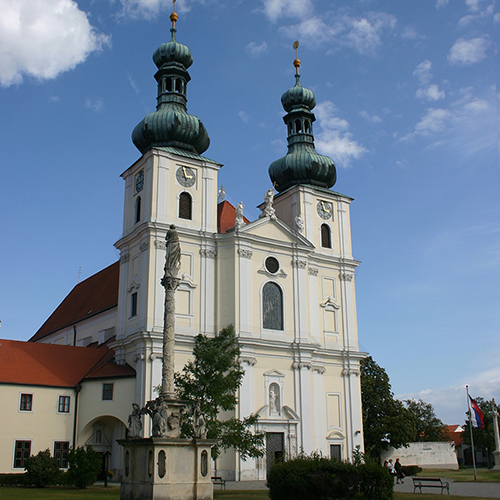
[29,261,120,342]
[217,200,250,234]
[444,425,464,446]
[0,339,134,387]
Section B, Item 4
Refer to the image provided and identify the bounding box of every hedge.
[267,455,393,500]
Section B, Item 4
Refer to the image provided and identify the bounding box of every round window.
[265,257,279,274]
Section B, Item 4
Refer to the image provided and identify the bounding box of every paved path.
[224,479,500,497]
[394,478,500,497]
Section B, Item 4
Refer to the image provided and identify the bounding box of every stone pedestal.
[118,437,216,500]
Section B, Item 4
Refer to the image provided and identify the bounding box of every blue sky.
[0,0,498,425]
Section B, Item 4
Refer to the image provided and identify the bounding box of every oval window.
[265,256,279,274]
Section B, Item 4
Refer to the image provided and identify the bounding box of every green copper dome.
[132,26,209,156]
[269,74,336,192]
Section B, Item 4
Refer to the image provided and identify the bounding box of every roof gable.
[30,261,120,342]
[237,215,314,248]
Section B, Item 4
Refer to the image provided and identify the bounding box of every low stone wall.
[380,442,459,470]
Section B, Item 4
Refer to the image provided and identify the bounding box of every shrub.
[402,465,422,476]
[0,473,27,486]
[24,449,61,487]
[66,446,101,489]
[267,454,393,500]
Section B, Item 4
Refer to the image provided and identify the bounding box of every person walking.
[394,458,405,484]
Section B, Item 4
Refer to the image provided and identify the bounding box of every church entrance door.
[266,432,284,475]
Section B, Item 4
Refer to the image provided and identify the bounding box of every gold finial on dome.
[170,0,178,29]
[293,40,301,74]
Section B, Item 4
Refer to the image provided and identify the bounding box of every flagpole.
[466,385,477,481]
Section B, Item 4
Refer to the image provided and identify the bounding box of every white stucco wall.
[381,442,459,470]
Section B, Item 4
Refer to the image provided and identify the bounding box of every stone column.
[160,224,181,400]
[491,399,500,470]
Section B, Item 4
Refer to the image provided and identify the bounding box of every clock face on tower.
[135,171,144,193]
[317,200,332,219]
[176,166,196,187]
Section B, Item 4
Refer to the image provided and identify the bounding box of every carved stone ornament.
[120,253,130,264]
[295,215,304,234]
[192,402,208,439]
[340,272,354,282]
[127,403,145,438]
[140,241,148,253]
[342,367,360,377]
[260,187,276,218]
[238,249,253,259]
[308,267,319,276]
[234,201,246,230]
[200,248,217,258]
[292,361,312,370]
[292,259,307,269]
[238,355,257,366]
[127,275,140,292]
[155,240,167,250]
[312,364,326,374]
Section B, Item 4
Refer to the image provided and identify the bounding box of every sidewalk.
[223,479,500,497]
[393,478,500,498]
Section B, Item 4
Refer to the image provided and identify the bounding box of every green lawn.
[0,471,498,500]
[418,468,500,483]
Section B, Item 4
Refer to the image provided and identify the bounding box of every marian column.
[492,399,500,470]
[161,224,181,399]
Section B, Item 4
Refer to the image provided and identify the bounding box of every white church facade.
[0,12,365,481]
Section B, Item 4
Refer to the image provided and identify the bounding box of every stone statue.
[163,224,181,279]
[295,215,304,234]
[235,201,245,230]
[192,403,207,439]
[127,403,143,438]
[261,187,276,218]
[144,399,168,437]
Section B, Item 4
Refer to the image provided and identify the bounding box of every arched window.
[321,223,331,248]
[179,192,192,219]
[262,282,283,330]
[134,196,141,224]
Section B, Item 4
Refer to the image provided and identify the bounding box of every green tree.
[66,446,101,489]
[462,398,496,466]
[174,324,264,460]
[360,356,415,459]
[404,399,447,442]
[24,449,61,487]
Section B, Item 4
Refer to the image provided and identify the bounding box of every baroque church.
[0,10,365,481]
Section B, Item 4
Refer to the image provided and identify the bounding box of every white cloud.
[0,0,110,87]
[85,97,104,113]
[398,365,500,424]
[261,0,313,22]
[413,60,433,85]
[436,0,449,8]
[314,101,367,167]
[416,84,446,101]
[401,86,495,155]
[238,111,251,123]
[413,60,445,101]
[280,11,396,55]
[117,0,209,18]
[245,41,268,58]
[448,37,491,66]
[359,110,382,124]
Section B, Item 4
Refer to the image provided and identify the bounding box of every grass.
[418,467,500,483]
[0,487,496,500]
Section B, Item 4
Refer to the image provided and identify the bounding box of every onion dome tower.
[269,42,336,192]
[132,5,210,155]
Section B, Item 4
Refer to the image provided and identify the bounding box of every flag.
[469,396,484,429]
